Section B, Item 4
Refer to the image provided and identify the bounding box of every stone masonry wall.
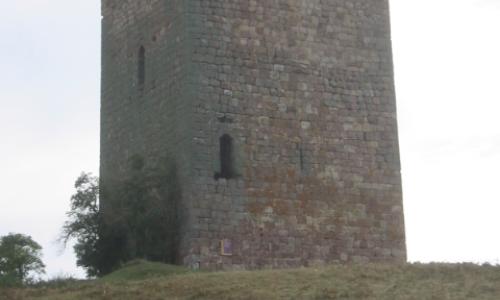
[100,0,406,270]
[100,0,194,262]
[185,0,406,269]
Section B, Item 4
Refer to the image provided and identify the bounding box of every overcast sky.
[1,1,499,278]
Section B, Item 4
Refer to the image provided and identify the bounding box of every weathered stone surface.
[101,0,406,270]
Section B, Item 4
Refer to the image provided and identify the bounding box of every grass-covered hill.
[2,260,500,299]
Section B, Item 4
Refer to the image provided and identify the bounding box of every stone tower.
[100,0,406,269]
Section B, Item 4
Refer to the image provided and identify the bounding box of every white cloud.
[0,1,100,278]
[391,0,500,264]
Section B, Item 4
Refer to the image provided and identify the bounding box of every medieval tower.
[100,0,406,269]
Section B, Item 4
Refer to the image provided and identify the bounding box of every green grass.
[2,262,500,299]
[101,259,191,282]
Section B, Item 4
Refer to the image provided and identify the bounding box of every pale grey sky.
[0,1,499,278]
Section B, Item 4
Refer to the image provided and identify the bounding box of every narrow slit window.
[218,134,235,179]
[299,146,305,172]
[138,46,146,89]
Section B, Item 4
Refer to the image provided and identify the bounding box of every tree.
[62,160,180,276]
[0,233,45,285]
[61,172,100,277]
[98,157,180,274]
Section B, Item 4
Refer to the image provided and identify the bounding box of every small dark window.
[216,134,236,180]
[138,46,146,89]
[299,146,305,172]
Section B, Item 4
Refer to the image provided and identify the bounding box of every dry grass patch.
[2,262,500,299]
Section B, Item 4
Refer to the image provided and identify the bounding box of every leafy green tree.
[117,159,179,264]
[0,233,45,285]
[61,172,100,277]
[98,157,180,274]
[62,159,180,276]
